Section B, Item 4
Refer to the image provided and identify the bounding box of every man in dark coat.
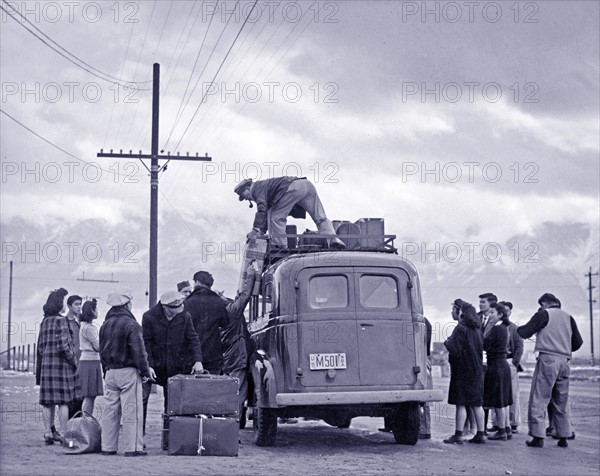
[477,292,497,433]
[221,265,256,421]
[517,293,583,449]
[99,290,151,456]
[185,271,230,374]
[66,294,83,418]
[478,292,498,337]
[501,301,524,432]
[141,291,203,434]
[234,176,346,249]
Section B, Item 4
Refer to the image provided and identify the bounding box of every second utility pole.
[587,267,598,366]
[98,63,212,307]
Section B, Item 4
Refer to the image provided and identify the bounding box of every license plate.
[309,353,347,370]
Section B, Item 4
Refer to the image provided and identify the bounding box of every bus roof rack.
[263,233,397,266]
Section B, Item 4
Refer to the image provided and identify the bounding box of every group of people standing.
[35,264,257,456]
[444,292,583,449]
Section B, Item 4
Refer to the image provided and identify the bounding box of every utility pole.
[4,261,13,370]
[98,63,211,307]
[586,267,598,367]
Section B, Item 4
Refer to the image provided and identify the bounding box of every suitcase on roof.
[298,229,328,249]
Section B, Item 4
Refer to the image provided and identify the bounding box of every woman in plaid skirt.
[35,288,82,445]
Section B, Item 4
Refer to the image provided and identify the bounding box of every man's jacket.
[250,176,305,232]
[222,273,256,373]
[142,303,203,385]
[99,305,150,377]
[185,287,230,370]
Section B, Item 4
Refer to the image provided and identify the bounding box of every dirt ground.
[1,372,598,476]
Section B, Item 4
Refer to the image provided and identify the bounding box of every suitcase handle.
[192,370,210,377]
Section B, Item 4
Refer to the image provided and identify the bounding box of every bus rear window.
[308,275,348,309]
[359,275,398,308]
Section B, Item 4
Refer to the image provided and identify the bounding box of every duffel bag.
[63,411,101,454]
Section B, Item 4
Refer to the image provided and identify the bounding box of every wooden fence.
[0,344,36,372]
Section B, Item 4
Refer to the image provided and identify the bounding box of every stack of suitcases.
[164,373,240,456]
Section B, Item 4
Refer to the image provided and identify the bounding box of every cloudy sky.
[1,1,598,356]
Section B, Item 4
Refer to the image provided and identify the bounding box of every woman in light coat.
[79,299,103,415]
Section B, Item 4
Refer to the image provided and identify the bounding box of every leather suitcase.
[298,230,328,249]
[355,218,385,249]
[168,415,239,456]
[167,373,239,417]
[336,222,362,250]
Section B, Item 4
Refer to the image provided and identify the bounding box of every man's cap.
[538,293,561,306]
[234,178,252,200]
[160,291,185,308]
[107,289,133,307]
[177,280,191,292]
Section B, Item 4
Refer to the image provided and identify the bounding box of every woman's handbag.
[63,411,102,454]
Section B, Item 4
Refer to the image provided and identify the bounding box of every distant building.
[431,342,450,377]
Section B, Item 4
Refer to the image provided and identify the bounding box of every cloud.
[481,100,599,154]
[318,172,599,245]
[1,193,143,228]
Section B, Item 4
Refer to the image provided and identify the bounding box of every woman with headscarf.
[36,288,81,445]
[443,300,486,444]
[78,299,103,416]
[483,302,513,441]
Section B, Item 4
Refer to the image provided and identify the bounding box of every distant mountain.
[1,215,598,359]
[414,221,599,357]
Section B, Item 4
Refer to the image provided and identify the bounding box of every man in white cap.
[141,290,203,436]
[234,176,346,250]
[99,290,152,456]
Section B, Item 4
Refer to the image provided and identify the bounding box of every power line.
[103,1,142,144]
[164,0,229,151]
[0,1,151,89]
[0,108,145,178]
[161,1,201,98]
[118,0,158,145]
[190,3,319,153]
[192,14,300,149]
[131,0,178,147]
[172,0,259,152]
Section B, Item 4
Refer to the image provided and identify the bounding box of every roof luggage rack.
[263,233,398,266]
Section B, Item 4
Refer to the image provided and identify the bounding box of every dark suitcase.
[336,222,361,250]
[285,224,298,249]
[298,229,328,249]
[167,373,239,417]
[355,218,385,249]
[161,414,170,451]
[168,415,239,456]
